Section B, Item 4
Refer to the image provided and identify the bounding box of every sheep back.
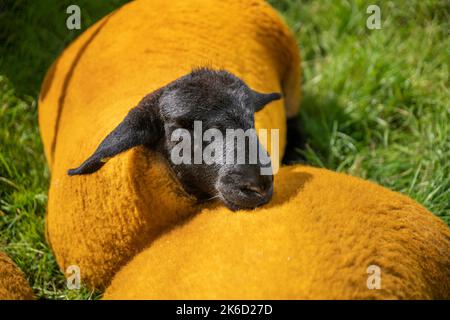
[104,165,450,299]
[0,252,34,300]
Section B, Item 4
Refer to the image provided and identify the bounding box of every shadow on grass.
[284,91,351,170]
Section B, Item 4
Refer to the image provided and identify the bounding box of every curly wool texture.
[38,0,300,288]
[0,252,34,300]
[104,165,450,300]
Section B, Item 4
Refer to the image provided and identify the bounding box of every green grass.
[0,0,449,299]
[0,0,129,96]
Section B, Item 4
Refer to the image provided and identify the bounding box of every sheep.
[0,252,34,300]
[67,68,280,211]
[38,0,300,288]
[38,0,450,298]
[103,166,450,300]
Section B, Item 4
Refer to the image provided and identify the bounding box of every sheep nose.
[238,175,273,198]
[237,173,274,204]
[218,164,274,210]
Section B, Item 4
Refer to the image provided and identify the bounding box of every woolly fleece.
[104,165,450,300]
[0,252,34,300]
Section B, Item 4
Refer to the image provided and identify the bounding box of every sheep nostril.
[240,184,269,198]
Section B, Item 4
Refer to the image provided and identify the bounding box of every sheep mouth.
[220,197,243,211]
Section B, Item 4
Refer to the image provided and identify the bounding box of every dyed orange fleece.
[0,252,34,300]
[104,165,450,299]
[38,0,449,298]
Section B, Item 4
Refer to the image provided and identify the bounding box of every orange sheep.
[104,166,450,299]
[0,252,34,300]
[39,0,300,288]
[38,0,449,299]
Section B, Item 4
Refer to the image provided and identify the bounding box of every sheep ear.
[252,91,282,112]
[68,94,162,176]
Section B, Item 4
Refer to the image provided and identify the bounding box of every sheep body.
[0,252,34,300]
[104,165,450,299]
[38,0,450,298]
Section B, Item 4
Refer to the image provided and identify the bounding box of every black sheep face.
[68,68,281,211]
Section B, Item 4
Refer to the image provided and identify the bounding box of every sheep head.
[68,68,281,211]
